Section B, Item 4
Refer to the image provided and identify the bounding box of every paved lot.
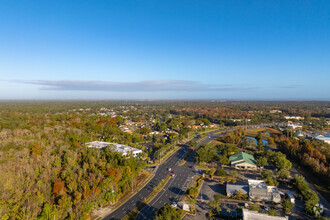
[184,179,223,220]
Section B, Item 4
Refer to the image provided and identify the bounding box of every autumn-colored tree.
[53,178,66,196]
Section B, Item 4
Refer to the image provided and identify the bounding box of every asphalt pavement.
[103,129,228,220]
[103,126,271,220]
[136,129,231,219]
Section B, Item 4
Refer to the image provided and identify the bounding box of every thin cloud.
[278,84,302,89]
[13,80,258,92]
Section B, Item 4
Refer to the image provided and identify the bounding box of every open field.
[245,127,281,137]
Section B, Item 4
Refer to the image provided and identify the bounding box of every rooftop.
[242,209,288,220]
[87,141,142,156]
[229,152,256,166]
[248,179,267,189]
[226,181,249,195]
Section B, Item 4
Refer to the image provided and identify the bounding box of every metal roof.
[229,152,256,166]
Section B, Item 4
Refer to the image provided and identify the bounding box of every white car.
[171,203,178,208]
[168,168,171,171]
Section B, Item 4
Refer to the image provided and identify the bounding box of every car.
[171,173,175,177]
[171,203,178,208]
[262,206,269,211]
[168,168,171,171]
[172,171,175,174]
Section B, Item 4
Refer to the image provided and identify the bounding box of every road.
[103,128,231,220]
[104,125,275,220]
[135,129,232,220]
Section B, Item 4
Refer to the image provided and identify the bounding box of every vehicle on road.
[168,168,171,171]
[171,203,178,208]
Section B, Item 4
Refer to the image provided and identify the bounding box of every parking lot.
[184,165,314,220]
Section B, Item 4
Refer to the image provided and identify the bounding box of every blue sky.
[0,0,329,100]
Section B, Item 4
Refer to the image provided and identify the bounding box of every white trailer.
[286,190,295,203]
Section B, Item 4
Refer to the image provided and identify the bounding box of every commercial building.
[87,141,142,157]
[229,152,257,170]
[226,179,281,203]
[248,180,281,203]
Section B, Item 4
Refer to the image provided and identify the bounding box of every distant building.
[242,209,288,220]
[248,180,281,203]
[314,135,330,144]
[229,152,257,170]
[231,119,251,122]
[296,130,304,137]
[87,141,142,157]
[284,116,304,120]
[286,123,302,130]
[270,110,282,114]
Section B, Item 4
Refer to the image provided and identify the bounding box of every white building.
[270,110,282,114]
[242,209,288,220]
[314,135,330,144]
[286,123,303,130]
[284,116,304,120]
[87,141,142,157]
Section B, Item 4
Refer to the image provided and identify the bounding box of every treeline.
[294,175,320,216]
[276,137,330,183]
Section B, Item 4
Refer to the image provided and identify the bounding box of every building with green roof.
[229,152,257,170]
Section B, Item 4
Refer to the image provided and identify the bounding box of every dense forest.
[0,112,147,218]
